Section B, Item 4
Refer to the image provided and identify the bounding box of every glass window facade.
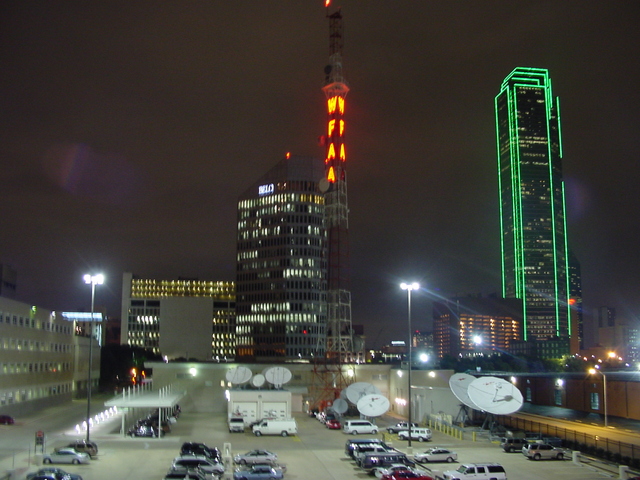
[236,155,327,361]
[495,67,571,352]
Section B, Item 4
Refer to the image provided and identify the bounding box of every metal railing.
[496,414,640,467]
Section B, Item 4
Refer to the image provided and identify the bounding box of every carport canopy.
[104,386,185,437]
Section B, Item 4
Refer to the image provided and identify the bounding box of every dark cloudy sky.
[1,1,639,348]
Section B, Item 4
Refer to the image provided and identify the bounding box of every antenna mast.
[321,3,354,362]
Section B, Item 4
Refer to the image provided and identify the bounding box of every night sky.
[1,2,639,348]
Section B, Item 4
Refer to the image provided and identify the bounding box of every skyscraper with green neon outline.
[495,67,571,353]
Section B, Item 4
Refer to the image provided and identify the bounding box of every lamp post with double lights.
[589,367,608,427]
[83,273,104,442]
[400,282,419,449]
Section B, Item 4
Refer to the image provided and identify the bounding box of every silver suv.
[443,463,507,480]
[499,437,527,453]
[521,443,568,460]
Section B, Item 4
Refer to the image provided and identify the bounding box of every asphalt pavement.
[1,399,631,480]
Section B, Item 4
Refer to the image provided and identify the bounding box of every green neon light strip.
[544,83,562,336]
[562,181,571,337]
[496,67,570,343]
[494,94,507,299]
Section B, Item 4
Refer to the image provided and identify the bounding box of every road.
[0,399,631,480]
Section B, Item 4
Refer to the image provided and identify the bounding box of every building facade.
[433,296,523,358]
[0,297,99,416]
[235,155,327,361]
[120,273,235,361]
[495,67,571,355]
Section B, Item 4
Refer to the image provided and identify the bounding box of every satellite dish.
[345,382,381,404]
[319,177,330,193]
[264,367,292,388]
[339,388,349,400]
[225,366,252,385]
[357,394,390,417]
[449,373,482,411]
[467,376,524,415]
[332,398,348,415]
[251,374,266,388]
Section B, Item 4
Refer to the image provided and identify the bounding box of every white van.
[252,418,298,436]
[343,420,378,435]
[228,417,245,433]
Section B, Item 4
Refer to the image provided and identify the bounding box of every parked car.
[27,467,83,480]
[521,443,569,460]
[343,420,379,435]
[354,445,394,465]
[381,471,432,480]
[0,415,15,425]
[398,428,432,442]
[373,464,413,479]
[233,464,285,480]
[233,450,278,465]
[386,422,418,434]
[499,437,528,453]
[60,441,98,458]
[326,418,341,429]
[360,452,413,473]
[42,448,90,465]
[180,442,221,462]
[163,467,207,480]
[128,425,163,437]
[414,447,458,463]
[443,463,506,480]
[172,455,225,475]
[345,438,386,459]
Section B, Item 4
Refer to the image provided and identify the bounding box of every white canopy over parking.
[104,383,185,437]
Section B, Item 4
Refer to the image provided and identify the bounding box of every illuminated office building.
[120,272,235,360]
[235,155,327,361]
[495,67,571,354]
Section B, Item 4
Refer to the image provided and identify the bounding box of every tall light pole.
[589,368,608,427]
[473,335,482,372]
[400,282,419,450]
[83,273,104,442]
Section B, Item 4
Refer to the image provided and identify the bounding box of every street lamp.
[83,273,104,442]
[589,368,608,427]
[400,282,419,450]
[473,335,482,372]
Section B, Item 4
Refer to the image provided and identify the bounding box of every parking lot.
[7,408,622,480]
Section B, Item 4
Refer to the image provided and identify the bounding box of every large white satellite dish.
[264,367,292,388]
[449,373,482,410]
[345,382,381,404]
[251,374,266,388]
[357,394,390,417]
[467,376,523,415]
[332,398,348,415]
[225,366,252,385]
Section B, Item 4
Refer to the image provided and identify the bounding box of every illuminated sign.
[325,94,347,182]
[258,183,274,196]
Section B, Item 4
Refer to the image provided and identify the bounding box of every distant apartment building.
[433,296,523,358]
[0,297,99,416]
[120,273,235,361]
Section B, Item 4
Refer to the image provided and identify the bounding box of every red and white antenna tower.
[319,2,354,362]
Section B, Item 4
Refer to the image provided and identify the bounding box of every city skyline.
[1,2,639,348]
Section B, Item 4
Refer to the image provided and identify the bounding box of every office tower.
[235,155,327,361]
[568,250,584,349]
[598,306,616,328]
[120,272,235,360]
[495,67,571,353]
